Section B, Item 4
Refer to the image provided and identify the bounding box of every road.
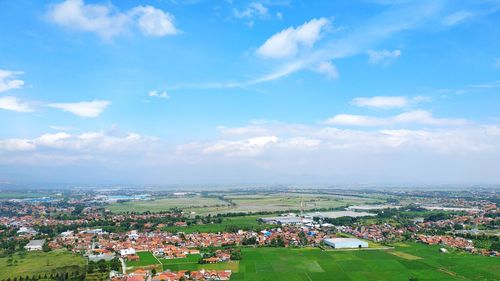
[119,257,127,274]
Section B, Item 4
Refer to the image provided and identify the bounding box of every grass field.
[125,251,160,269]
[230,244,499,281]
[137,243,499,280]
[0,192,48,199]
[108,196,230,213]
[107,193,384,215]
[160,254,201,265]
[189,193,384,215]
[127,252,239,273]
[160,254,239,272]
[163,215,271,233]
[0,250,86,280]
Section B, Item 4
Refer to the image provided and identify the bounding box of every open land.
[119,243,500,281]
[233,244,499,280]
[162,215,272,233]
[0,250,86,280]
[108,193,385,215]
[107,196,230,213]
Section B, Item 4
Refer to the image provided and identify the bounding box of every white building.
[25,239,45,251]
[324,238,368,249]
[120,248,136,256]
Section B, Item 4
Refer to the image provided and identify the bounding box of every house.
[203,257,219,264]
[25,239,45,251]
[152,272,180,281]
[127,255,140,261]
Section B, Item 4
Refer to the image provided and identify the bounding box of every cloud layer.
[2,122,500,184]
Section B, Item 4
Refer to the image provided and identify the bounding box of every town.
[0,187,498,281]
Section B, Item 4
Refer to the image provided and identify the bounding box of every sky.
[0,0,500,185]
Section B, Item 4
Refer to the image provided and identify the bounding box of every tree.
[151,268,157,276]
[110,258,121,271]
[97,259,108,273]
[491,241,500,251]
[87,261,95,273]
[298,231,308,246]
[42,241,51,252]
[230,249,242,260]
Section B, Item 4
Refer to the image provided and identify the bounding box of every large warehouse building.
[324,238,368,249]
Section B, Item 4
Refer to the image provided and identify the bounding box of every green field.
[108,196,230,213]
[161,254,239,272]
[0,250,86,280]
[188,193,383,215]
[140,243,499,281]
[160,254,201,265]
[108,193,384,215]
[126,252,239,272]
[0,192,48,199]
[125,251,160,269]
[163,215,271,233]
[230,244,499,281]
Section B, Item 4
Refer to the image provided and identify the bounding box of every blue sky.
[1,0,500,185]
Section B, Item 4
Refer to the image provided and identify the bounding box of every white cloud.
[352,96,408,109]
[50,125,79,131]
[234,2,269,19]
[313,61,339,79]
[256,18,330,59]
[0,96,34,112]
[442,11,474,26]
[0,130,160,162]
[47,0,130,39]
[148,90,170,99]
[367,49,401,64]
[324,110,468,127]
[48,100,110,118]
[172,2,500,90]
[47,0,178,39]
[0,70,24,92]
[36,132,72,147]
[203,136,278,157]
[0,139,36,151]
[351,96,433,109]
[130,6,179,37]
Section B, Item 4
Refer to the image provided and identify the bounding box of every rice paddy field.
[108,192,385,215]
[230,244,499,281]
[191,193,384,215]
[123,244,499,281]
[107,196,230,213]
